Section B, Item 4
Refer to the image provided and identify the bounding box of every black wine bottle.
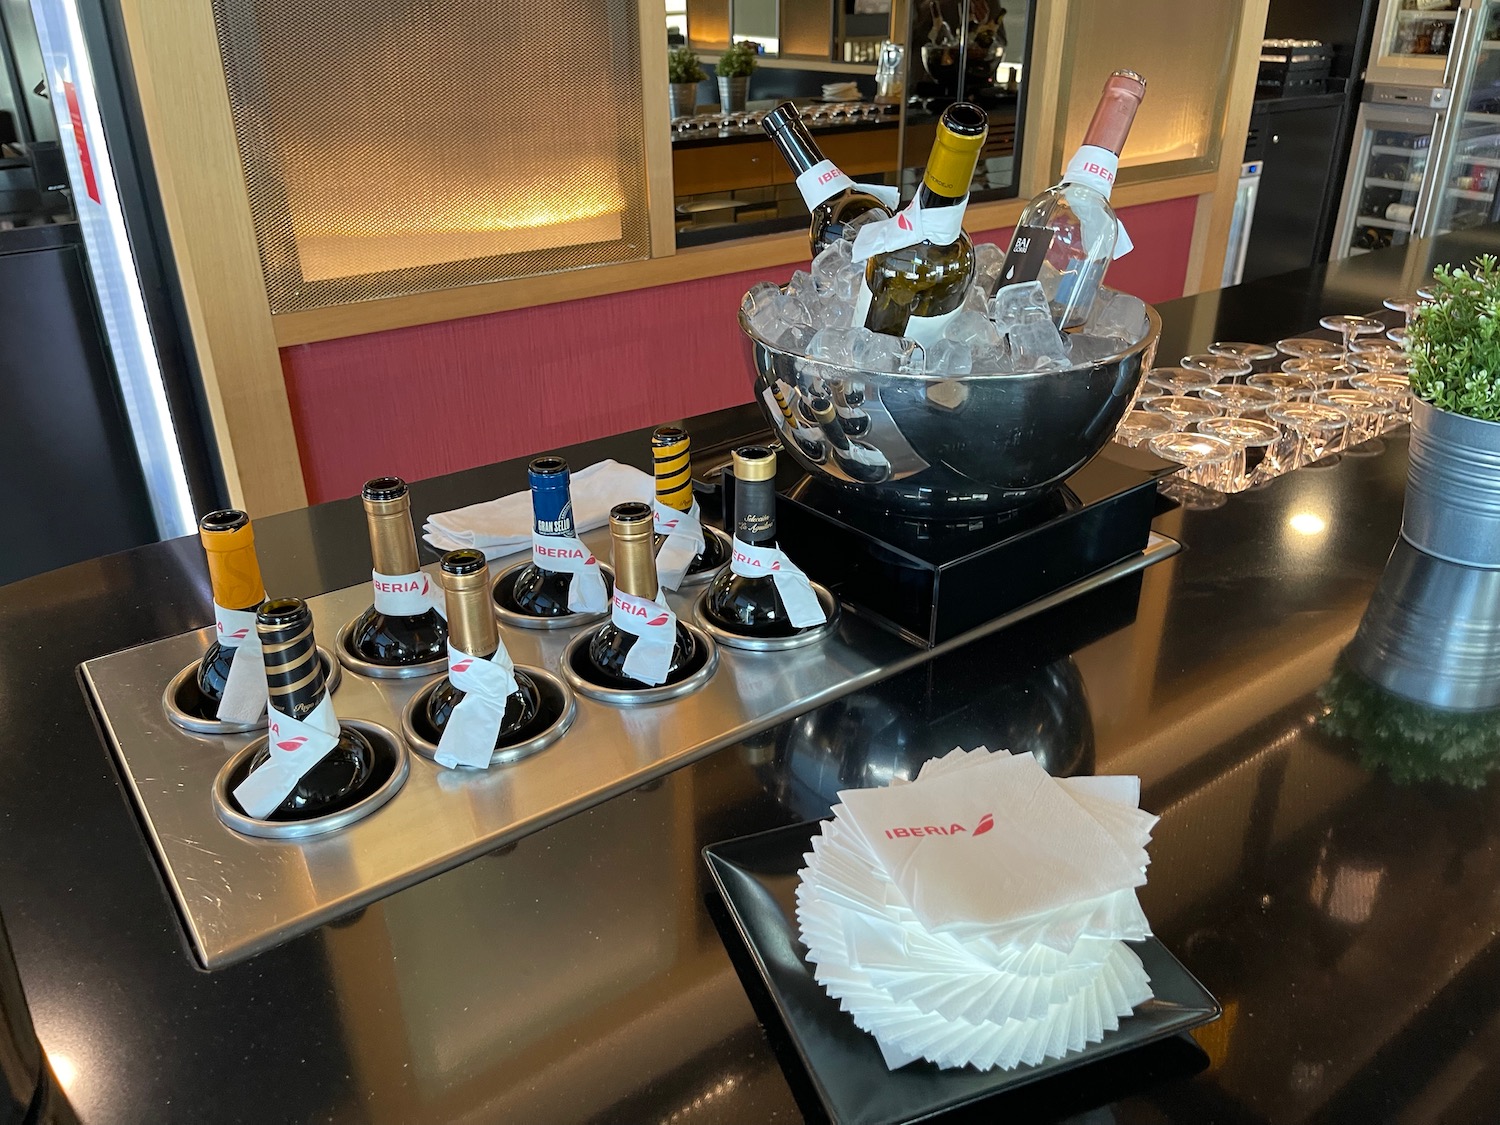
[348,477,447,665]
[195,509,266,705]
[427,549,546,746]
[652,425,728,572]
[586,502,698,687]
[245,598,377,820]
[807,395,891,483]
[703,446,800,636]
[512,456,585,615]
[761,101,895,254]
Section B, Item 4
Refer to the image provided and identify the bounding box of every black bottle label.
[735,477,777,545]
[997,224,1054,287]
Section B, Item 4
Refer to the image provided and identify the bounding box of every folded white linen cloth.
[423,460,655,559]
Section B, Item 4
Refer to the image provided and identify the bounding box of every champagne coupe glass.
[1199,383,1278,417]
[1197,416,1280,487]
[1383,296,1419,328]
[1282,358,1355,386]
[1277,337,1345,362]
[1182,353,1254,382]
[1416,285,1436,302]
[1145,366,1215,396]
[1349,370,1411,417]
[1318,315,1385,364]
[1350,338,1405,362]
[1147,431,1236,490]
[1349,351,1412,375]
[1313,388,1398,445]
[1209,341,1278,367]
[1115,409,1173,448]
[1267,401,1351,466]
[1386,325,1410,345]
[1145,395,1224,429]
[1248,371,1316,399]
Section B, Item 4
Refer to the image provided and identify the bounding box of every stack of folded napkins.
[796,747,1158,1072]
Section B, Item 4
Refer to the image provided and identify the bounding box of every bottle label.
[232,693,341,820]
[850,192,969,262]
[794,159,902,212]
[434,642,520,771]
[530,532,610,613]
[213,603,268,723]
[610,589,677,686]
[1059,146,1134,259]
[653,498,708,591]
[729,539,828,628]
[372,569,447,618]
[997,223,1055,287]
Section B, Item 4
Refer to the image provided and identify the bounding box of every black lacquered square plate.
[704,819,1221,1125]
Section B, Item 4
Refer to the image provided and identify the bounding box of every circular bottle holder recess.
[211,718,409,840]
[400,666,577,767]
[561,622,719,706]
[491,561,615,631]
[691,582,841,652]
[672,526,734,588]
[334,618,448,680]
[164,646,342,735]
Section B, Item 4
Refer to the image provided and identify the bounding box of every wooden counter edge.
[271,172,1218,347]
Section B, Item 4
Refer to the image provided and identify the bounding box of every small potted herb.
[716,40,759,112]
[1404,255,1500,567]
[668,46,705,120]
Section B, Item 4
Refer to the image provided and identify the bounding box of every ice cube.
[924,338,973,376]
[807,326,859,366]
[974,241,1005,275]
[970,342,1012,373]
[786,270,819,299]
[779,291,813,327]
[812,240,853,294]
[853,331,923,374]
[944,310,1003,349]
[1006,310,1071,369]
[777,321,817,354]
[989,280,1050,328]
[835,264,865,303]
[803,293,848,331]
[743,281,781,318]
[1067,333,1128,366]
[962,285,991,314]
[1084,288,1148,344]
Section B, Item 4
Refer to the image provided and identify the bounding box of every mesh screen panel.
[212,0,650,312]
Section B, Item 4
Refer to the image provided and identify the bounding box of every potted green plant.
[668,46,705,120]
[716,41,759,112]
[1404,255,1500,567]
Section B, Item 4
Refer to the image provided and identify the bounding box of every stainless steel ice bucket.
[1402,398,1500,568]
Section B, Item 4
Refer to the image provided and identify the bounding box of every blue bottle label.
[529,465,576,538]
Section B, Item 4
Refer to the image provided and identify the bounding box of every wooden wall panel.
[281,196,1199,503]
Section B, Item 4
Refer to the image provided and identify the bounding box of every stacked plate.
[822,81,863,102]
[796,747,1159,1071]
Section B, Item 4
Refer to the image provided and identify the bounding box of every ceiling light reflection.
[48,1052,76,1091]
[1289,512,1327,536]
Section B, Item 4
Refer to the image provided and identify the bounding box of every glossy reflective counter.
[6,228,1500,1122]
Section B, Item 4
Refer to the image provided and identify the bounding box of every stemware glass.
[1416,285,1436,302]
[1114,409,1173,448]
[1248,371,1316,398]
[1282,358,1356,385]
[1197,416,1280,488]
[1199,383,1278,417]
[1383,296,1419,328]
[1267,401,1351,466]
[1147,431,1236,491]
[1145,395,1224,428]
[1145,366,1215,395]
[1349,351,1412,375]
[1319,315,1385,363]
[1350,338,1405,361]
[1277,337,1345,361]
[1208,341,1278,366]
[1313,388,1398,445]
[1181,353,1253,382]
[1386,325,1410,345]
[1349,370,1411,416]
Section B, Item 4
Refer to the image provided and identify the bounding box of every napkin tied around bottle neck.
[851,191,969,262]
[609,589,677,686]
[728,538,827,628]
[232,694,341,819]
[213,603,268,723]
[434,642,519,770]
[795,158,902,213]
[530,532,610,613]
[653,498,707,591]
[1060,145,1133,259]
[372,568,447,618]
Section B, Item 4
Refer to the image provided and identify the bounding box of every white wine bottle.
[995,70,1146,328]
[852,102,989,348]
[762,102,898,254]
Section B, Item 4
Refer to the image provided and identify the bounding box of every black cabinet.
[1243,98,1347,282]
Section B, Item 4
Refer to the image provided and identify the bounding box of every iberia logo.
[276,736,308,752]
[647,613,670,627]
[884,813,995,840]
[658,516,679,530]
[897,213,914,231]
[419,574,430,597]
[452,659,473,674]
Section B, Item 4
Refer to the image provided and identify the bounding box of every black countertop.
[6,229,1500,1123]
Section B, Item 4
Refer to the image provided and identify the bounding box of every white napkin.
[729,538,827,628]
[433,642,520,770]
[610,588,678,686]
[424,460,654,558]
[232,695,342,819]
[213,603,267,723]
[654,498,707,591]
[851,191,969,262]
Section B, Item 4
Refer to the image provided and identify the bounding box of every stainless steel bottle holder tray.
[400,666,575,765]
[491,561,615,630]
[334,618,448,679]
[80,530,1180,970]
[211,719,409,840]
[672,525,733,588]
[561,623,720,705]
[163,646,341,735]
[690,582,841,652]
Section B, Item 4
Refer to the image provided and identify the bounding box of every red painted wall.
[281,194,1198,503]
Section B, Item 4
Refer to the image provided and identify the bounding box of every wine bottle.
[349,477,448,664]
[830,378,871,437]
[704,446,800,636]
[426,549,544,745]
[806,395,891,483]
[586,502,699,687]
[761,101,896,254]
[195,509,266,705]
[856,101,990,347]
[652,425,728,571]
[512,456,587,615]
[247,598,376,819]
[995,70,1146,328]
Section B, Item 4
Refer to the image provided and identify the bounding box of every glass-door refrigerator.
[1332,94,1448,256]
[1428,0,1500,233]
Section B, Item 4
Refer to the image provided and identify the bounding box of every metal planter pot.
[669,81,698,119]
[1346,537,1500,711]
[718,75,748,111]
[1402,397,1500,567]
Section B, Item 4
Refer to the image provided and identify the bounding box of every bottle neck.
[762,104,825,178]
[201,522,265,611]
[531,481,576,538]
[919,110,986,210]
[652,430,695,513]
[611,531,658,599]
[734,476,777,546]
[443,577,498,659]
[365,501,419,575]
[1080,81,1143,157]
[259,607,326,721]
